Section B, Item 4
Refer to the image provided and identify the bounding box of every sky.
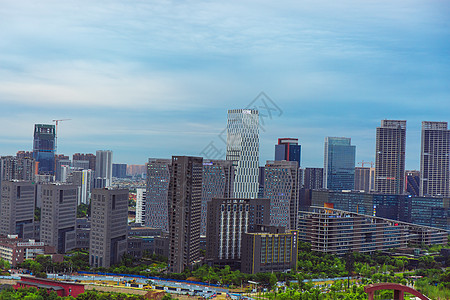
[0,0,449,168]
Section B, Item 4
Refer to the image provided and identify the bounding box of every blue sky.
[0,0,449,168]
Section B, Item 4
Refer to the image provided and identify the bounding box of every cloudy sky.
[0,0,449,168]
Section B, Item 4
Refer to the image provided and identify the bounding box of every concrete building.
[303,168,324,190]
[264,160,299,229]
[298,206,448,255]
[375,120,406,194]
[354,167,375,192]
[90,188,129,268]
[206,198,270,267]
[112,163,127,178]
[135,188,146,225]
[0,181,35,239]
[275,138,301,165]
[324,137,356,191]
[40,183,78,253]
[0,156,36,182]
[67,169,93,205]
[95,150,113,188]
[72,153,96,171]
[226,109,259,199]
[241,225,298,274]
[201,159,234,236]
[55,156,71,182]
[145,158,172,231]
[168,156,203,273]
[75,218,90,249]
[420,121,450,197]
[0,236,56,267]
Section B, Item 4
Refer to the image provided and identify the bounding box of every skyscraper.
[33,124,56,175]
[375,120,406,194]
[354,167,375,192]
[0,181,35,239]
[226,109,259,199]
[420,121,450,197]
[40,183,78,253]
[201,159,234,236]
[323,137,356,191]
[145,158,172,231]
[72,153,96,170]
[168,156,203,273]
[95,150,113,188]
[67,169,93,205]
[0,156,36,182]
[275,138,301,165]
[135,188,146,225]
[264,160,299,230]
[303,168,324,190]
[90,188,128,268]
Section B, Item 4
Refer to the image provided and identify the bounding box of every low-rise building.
[0,235,57,267]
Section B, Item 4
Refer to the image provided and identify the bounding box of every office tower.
[135,188,146,225]
[33,124,56,175]
[420,121,450,197]
[406,170,420,196]
[206,198,270,267]
[264,160,299,230]
[0,181,35,239]
[323,137,356,191]
[303,168,324,190]
[258,166,265,198]
[72,153,96,170]
[275,138,301,165]
[40,184,78,253]
[55,156,71,182]
[90,188,129,268]
[375,120,406,194]
[201,159,234,236]
[354,167,375,192]
[226,109,259,199]
[168,156,203,273]
[67,169,93,205]
[95,150,113,188]
[145,158,172,231]
[112,164,127,178]
[241,225,298,274]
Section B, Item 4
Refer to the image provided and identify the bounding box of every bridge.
[364,283,430,300]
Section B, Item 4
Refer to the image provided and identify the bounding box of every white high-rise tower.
[226,109,259,198]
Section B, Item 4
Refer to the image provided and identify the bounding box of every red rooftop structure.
[14,275,85,297]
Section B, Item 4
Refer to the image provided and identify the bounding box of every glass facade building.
[275,138,301,165]
[33,124,56,175]
[323,137,356,191]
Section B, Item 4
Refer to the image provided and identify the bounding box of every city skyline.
[0,1,449,169]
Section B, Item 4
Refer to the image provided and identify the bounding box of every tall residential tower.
[375,120,406,194]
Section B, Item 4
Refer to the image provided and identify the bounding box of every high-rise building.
[303,168,324,190]
[33,124,56,175]
[72,153,96,170]
[406,170,420,196]
[168,156,203,273]
[226,109,259,199]
[201,160,234,236]
[145,158,172,231]
[258,166,265,198]
[375,120,406,194]
[0,156,36,182]
[264,160,299,230]
[0,181,35,239]
[90,188,129,268]
[354,167,375,192]
[72,160,90,170]
[323,137,356,191]
[275,138,301,165]
[40,184,78,253]
[16,151,33,159]
[67,169,93,205]
[112,164,127,178]
[420,121,450,197]
[135,188,146,225]
[206,198,270,267]
[55,156,71,182]
[95,150,113,188]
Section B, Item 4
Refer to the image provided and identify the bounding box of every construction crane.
[358,160,374,168]
[52,119,71,154]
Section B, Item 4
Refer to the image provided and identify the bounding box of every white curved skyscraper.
[226,109,259,199]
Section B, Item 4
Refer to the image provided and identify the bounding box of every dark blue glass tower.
[33,124,56,175]
[275,138,301,165]
[324,137,356,191]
